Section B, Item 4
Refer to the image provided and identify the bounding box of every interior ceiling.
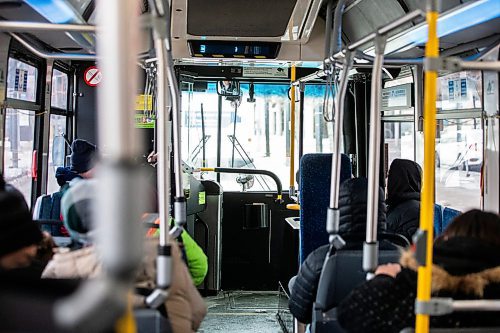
[0,1,86,52]
[0,0,497,60]
[187,0,298,37]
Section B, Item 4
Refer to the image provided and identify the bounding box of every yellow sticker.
[136,94,153,111]
[199,192,206,205]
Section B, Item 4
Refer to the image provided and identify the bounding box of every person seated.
[288,177,407,325]
[337,209,500,332]
[147,218,208,287]
[0,174,54,280]
[386,159,422,241]
[42,179,207,333]
[33,139,97,233]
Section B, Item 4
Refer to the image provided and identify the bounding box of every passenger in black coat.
[288,177,402,324]
[386,159,422,242]
[337,209,500,333]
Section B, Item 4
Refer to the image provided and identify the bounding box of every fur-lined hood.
[400,249,500,297]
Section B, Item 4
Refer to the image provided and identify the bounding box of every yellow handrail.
[290,66,297,193]
[415,2,439,333]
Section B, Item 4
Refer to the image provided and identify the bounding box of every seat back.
[315,249,401,311]
[33,189,67,236]
[434,204,443,236]
[311,249,401,333]
[442,207,461,231]
[299,153,352,262]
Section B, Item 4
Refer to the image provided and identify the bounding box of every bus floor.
[197,291,284,333]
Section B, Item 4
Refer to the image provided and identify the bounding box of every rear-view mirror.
[217,80,240,97]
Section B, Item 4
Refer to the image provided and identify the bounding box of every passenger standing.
[337,209,500,332]
[386,159,422,242]
[288,178,407,324]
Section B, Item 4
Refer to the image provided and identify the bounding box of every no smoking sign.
[84,66,102,87]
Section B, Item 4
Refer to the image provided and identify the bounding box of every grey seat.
[312,249,402,333]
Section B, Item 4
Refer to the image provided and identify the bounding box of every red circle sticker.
[84,66,102,87]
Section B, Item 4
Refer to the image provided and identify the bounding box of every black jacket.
[337,237,500,333]
[288,178,390,324]
[386,159,422,241]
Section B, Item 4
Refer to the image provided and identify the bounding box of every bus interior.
[0,0,499,332]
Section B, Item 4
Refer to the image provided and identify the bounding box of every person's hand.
[375,263,401,278]
[37,232,56,262]
[147,151,158,164]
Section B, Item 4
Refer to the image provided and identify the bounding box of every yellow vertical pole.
[290,66,297,194]
[415,1,439,333]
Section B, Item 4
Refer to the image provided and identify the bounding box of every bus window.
[435,118,482,211]
[47,115,68,193]
[51,69,69,110]
[181,82,219,184]
[384,121,415,167]
[302,85,334,154]
[3,109,36,205]
[6,58,38,102]
[219,83,290,192]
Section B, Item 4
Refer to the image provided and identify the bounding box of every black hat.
[70,139,97,174]
[0,177,43,257]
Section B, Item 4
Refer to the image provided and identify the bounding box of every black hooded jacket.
[337,236,500,332]
[386,159,422,242]
[288,178,399,324]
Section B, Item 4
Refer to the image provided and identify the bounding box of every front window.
[182,82,297,192]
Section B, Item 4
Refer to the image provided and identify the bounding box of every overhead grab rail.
[9,33,97,61]
[325,51,353,249]
[0,20,96,32]
[292,9,425,86]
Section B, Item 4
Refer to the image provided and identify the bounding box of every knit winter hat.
[70,139,97,174]
[0,175,43,257]
[61,179,96,245]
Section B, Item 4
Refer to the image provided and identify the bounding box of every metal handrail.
[0,20,96,32]
[10,33,97,61]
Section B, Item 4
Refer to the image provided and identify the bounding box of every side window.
[3,109,36,205]
[47,115,68,193]
[302,85,333,154]
[51,68,69,110]
[435,118,482,211]
[384,121,415,167]
[6,58,38,102]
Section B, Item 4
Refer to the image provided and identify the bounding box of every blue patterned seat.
[299,153,352,263]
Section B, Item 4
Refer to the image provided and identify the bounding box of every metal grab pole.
[363,35,386,272]
[326,52,353,241]
[55,0,145,330]
[289,66,297,196]
[163,15,187,233]
[415,1,439,332]
[143,0,175,308]
[298,83,305,162]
